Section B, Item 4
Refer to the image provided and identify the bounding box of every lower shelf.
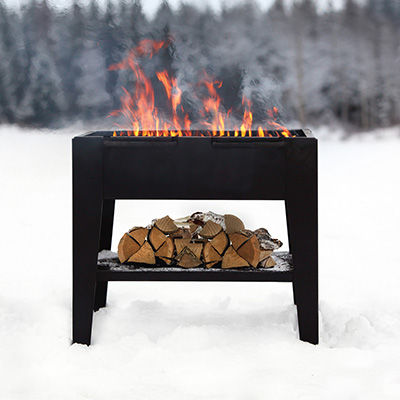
[97,251,293,282]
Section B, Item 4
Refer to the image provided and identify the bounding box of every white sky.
[3,0,348,16]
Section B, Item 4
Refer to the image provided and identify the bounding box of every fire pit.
[73,129,318,345]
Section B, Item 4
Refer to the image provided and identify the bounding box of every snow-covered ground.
[0,124,399,399]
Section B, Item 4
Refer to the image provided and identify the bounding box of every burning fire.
[109,39,291,137]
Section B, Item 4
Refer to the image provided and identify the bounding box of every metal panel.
[103,136,286,199]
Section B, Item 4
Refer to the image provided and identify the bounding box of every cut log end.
[155,215,179,234]
[128,227,149,246]
[224,214,245,234]
[148,226,167,251]
[210,231,228,255]
[176,247,202,268]
[203,241,223,265]
[127,241,156,265]
[117,233,141,263]
[221,246,250,269]
[199,220,223,239]
[236,234,260,268]
[155,236,175,262]
[261,256,276,268]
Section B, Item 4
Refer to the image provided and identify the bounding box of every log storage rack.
[72,130,318,345]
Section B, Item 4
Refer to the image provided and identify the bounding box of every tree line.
[0,0,399,130]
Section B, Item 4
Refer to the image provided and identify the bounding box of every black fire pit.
[73,129,318,345]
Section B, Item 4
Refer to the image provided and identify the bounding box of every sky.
[3,0,348,16]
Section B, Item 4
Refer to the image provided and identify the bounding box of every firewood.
[155,237,174,264]
[254,228,283,250]
[127,241,156,264]
[189,211,225,227]
[224,214,245,234]
[237,234,260,268]
[187,242,203,259]
[174,238,191,255]
[260,256,276,268]
[209,231,228,255]
[175,247,202,268]
[128,227,149,246]
[206,261,220,269]
[259,249,273,262]
[229,232,249,251]
[155,215,178,234]
[203,241,222,267]
[190,223,200,234]
[221,246,250,269]
[118,233,141,263]
[148,226,167,251]
[199,220,222,239]
[170,228,192,239]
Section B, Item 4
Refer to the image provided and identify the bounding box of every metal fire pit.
[73,129,318,345]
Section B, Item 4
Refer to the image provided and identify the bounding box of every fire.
[109,39,292,137]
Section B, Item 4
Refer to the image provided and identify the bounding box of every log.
[176,247,202,268]
[260,256,276,268]
[254,228,283,250]
[174,238,191,255]
[224,214,245,234]
[203,241,222,267]
[260,249,273,262]
[148,226,167,251]
[155,215,179,234]
[229,232,248,251]
[128,227,148,246]
[117,233,141,263]
[237,234,260,268]
[127,241,156,264]
[170,228,192,239]
[155,237,174,264]
[221,246,250,268]
[209,231,228,255]
[199,220,222,239]
[259,249,273,262]
[187,242,203,259]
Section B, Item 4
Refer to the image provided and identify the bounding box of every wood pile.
[117,212,282,269]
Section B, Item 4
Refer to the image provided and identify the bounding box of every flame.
[109,39,292,137]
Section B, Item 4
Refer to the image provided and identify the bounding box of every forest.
[0,0,399,130]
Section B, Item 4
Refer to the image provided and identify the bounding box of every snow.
[0,125,400,399]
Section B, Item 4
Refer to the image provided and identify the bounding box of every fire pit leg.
[286,140,318,345]
[94,199,115,311]
[73,136,103,345]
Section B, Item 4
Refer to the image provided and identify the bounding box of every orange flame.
[109,39,292,137]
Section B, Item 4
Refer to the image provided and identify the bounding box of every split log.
[174,238,191,255]
[224,214,245,234]
[221,246,250,269]
[259,249,273,262]
[170,228,192,240]
[155,237,175,264]
[148,226,167,251]
[187,242,203,259]
[199,220,222,239]
[128,227,148,246]
[260,256,276,268]
[236,234,260,268]
[203,241,222,268]
[229,232,249,251]
[128,241,156,264]
[210,231,228,255]
[254,228,283,251]
[175,247,202,268]
[155,215,179,234]
[118,233,141,263]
